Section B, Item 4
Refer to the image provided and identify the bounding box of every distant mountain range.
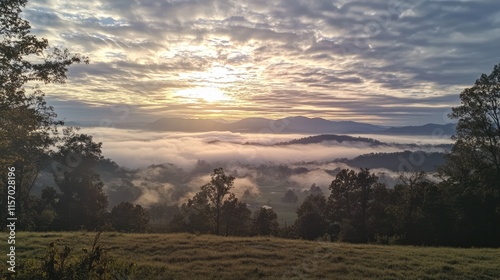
[67,116,457,135]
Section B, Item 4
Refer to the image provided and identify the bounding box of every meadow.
[7,232,500,280]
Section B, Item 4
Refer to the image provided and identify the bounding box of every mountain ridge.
[68,117,457,135]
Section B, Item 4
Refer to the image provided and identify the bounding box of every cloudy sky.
[24,0,500,125]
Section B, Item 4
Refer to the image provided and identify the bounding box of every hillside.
[12,232,500,280]
[274,134,384,146]
[334,151,447,172]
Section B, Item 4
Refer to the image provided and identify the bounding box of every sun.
[174,87,231,103]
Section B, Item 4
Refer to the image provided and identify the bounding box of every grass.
[5,231,500,279]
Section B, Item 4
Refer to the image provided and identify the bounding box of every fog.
[80,127,449,170]
[71,127,448,208]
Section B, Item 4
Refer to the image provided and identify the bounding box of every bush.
[14,233,136,280]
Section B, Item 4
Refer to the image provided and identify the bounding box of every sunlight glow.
[174,87,231,103]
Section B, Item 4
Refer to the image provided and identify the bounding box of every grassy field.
[5,232,500,280]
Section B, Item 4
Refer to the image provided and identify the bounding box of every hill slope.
[14,232,500,280]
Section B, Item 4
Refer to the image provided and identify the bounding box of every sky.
[23,0,500,125]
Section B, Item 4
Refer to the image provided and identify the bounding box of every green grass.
[6,232,500,279]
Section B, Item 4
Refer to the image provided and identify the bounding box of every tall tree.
[386,172,450,245]
[295,194,328,240]
[440,63,500,246]
[111,202,150,232]
[327,169,378,242]
[281,189,298,203]
[252,207,279,236]
[448,64,500,177]
[52,131,108,230]
[176,190,213,233]
[0,0,88,228]
[201,168,235,235]
[220,193,252,236]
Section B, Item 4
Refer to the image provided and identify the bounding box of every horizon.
[22,0,500,126]
[64,115,457,127]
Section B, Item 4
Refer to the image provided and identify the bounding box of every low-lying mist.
[79,127,449,170]
[52,127,448,212]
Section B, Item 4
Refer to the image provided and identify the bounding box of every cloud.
[78,128,448,207]
[289,169,336,191]
[81,127,431,169]
[23,0,500,125]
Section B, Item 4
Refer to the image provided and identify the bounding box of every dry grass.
[7,231,500,279]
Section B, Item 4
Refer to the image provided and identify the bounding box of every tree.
[176,167,252,235]
[0,0,88,229]
[281,189,298,203]
[34,186,59,230]
[327,168,378,242]
[111,202,150,232]
[172,191,213,234]
[52,132,108,230]
[440,63,500,246]
[294,194,328,240]
[200,168,235,235]
[220,194,252,236]
[386,172,450,245]
[447,63,500,177]
[252,207,279,236]
[304,183,324,196]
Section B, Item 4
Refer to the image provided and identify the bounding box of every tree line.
[1,0,499,247]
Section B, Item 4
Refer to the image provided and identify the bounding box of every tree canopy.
[0,0,88,229]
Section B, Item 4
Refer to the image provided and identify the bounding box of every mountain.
[68,116,456,135]
[274,134,385,146]
[278,117,386,134]
[145,117,387,134]
[148,118,224,132]
[382,123,456,135]
[333,151,446,172]
[242,134,452,151]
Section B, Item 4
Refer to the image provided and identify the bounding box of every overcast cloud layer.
[24,0,500,125]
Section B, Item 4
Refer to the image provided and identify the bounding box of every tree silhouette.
[111,202,150,232]
[327,169,378,242]
[281,189,298,203]
[440,63,500,246]
[52,131,108,230]
[0,0,88,229]
[201,168,235,235]
[252,207,279,236]
[295,194,328,240]
[220,194,252,236]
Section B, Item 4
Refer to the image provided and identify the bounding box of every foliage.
[327,168,378,242]
[111,202,150,232]
[0,0,88,229]
[175,190,214,234]
[281,189,298,203]
[175,167,252,236]
[440,63,500,247]
[386,172,451,245]
[200,167,235,235]
[14,233,135,280]
[51,131,108,231]
[252,207,279,236]
[294,194,328,240]
[220,193,252,236]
